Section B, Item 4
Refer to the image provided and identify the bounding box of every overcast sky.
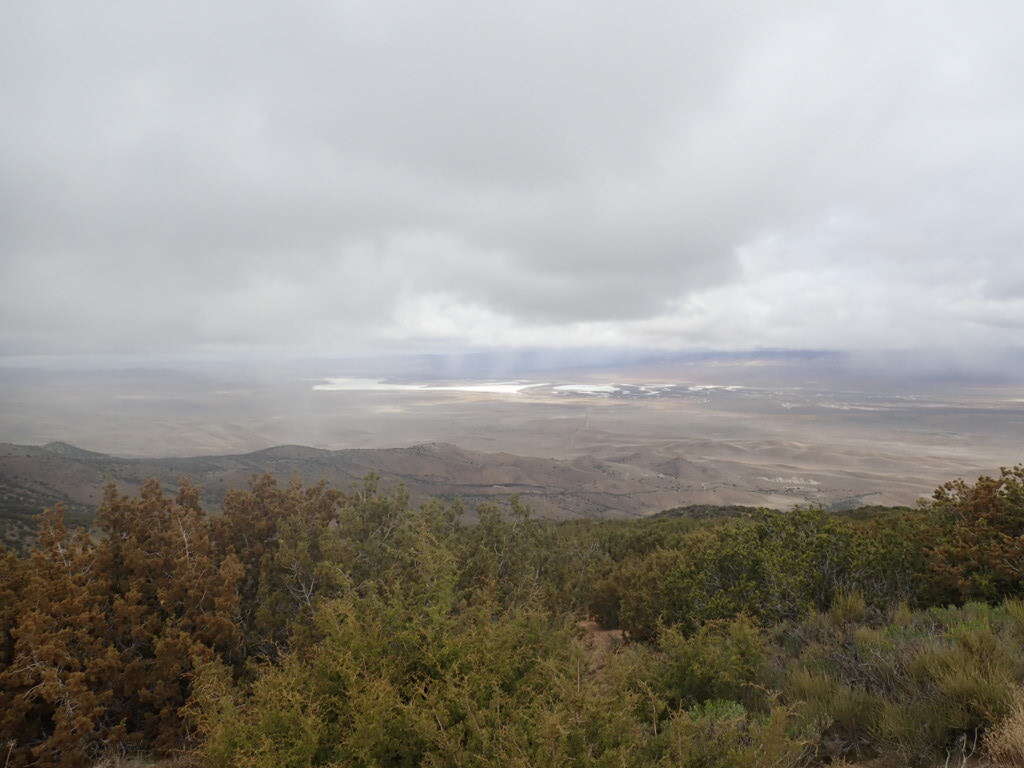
[2,1,1023,358]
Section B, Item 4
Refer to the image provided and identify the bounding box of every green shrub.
[658,615,771,711]
[828,590,867,626]
[658,700,812,768]
[779,601,1024,766]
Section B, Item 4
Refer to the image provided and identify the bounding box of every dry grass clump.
[987,689,1024,766]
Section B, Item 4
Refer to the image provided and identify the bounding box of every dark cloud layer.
[1,1,1022,355]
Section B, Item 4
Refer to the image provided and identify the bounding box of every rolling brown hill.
[1,432,964,549]
[0,440,711,544]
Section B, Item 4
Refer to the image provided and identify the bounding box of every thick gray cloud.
[1,0,1022,356]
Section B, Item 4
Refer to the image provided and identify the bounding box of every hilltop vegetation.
[1,467,1024,766]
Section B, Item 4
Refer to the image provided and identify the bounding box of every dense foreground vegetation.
[2,467,1024,767]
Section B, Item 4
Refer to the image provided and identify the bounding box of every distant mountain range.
[2,432,962,549]
[0,440,729,543]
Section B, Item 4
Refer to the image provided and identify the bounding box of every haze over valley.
[3,352,1021,536]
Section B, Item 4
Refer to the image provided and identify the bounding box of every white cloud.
[1,0,1022,356]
